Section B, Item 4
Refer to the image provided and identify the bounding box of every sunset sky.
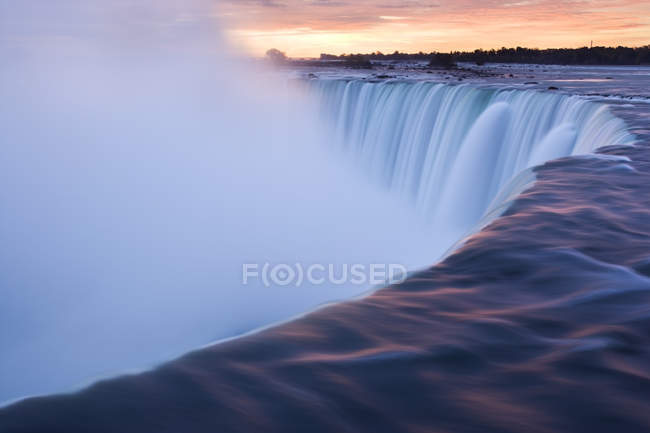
[217,0,650,57]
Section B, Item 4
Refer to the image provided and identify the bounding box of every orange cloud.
[216,0,650,57]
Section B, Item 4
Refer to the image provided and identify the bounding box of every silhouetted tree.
[266,48,287,64]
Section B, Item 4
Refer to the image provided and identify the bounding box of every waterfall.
[308,80,634,233]
[1,0,639,410]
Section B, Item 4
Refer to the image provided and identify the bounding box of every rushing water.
[309,80,634,235]
[0,70,639,410]
[4,131,650,433]
[3,2,650,431]
[3,7,635,404]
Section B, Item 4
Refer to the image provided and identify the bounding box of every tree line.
[317,46,650,66]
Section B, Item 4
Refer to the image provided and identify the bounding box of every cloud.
[217,0,650,56]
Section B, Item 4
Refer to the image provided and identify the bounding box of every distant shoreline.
[271,45,650,67]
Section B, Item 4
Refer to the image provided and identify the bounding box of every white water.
[309,79,634,237]
[0,1,636,407]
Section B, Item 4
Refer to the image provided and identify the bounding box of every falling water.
[0,0,637,408]
[308,79,634,235]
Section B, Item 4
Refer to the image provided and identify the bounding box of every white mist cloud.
[0,0,436,404]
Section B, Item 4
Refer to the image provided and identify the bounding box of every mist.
[0,0,438,404]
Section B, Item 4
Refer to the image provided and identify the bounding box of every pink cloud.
[217,0,650,56]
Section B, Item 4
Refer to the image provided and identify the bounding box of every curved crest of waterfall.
[309,80,635,233]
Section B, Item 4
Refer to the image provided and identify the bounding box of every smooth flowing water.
[309,79,634,235]
[0,0,637,409]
